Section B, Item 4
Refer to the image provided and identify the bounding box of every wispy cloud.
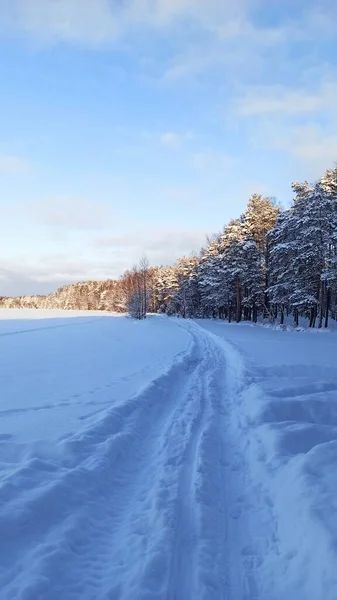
[36,196,116,232]
[2,0,119,45]
[0,225,208,296]
[2,0,246,45]
[0,155,32,175]
[236,81,337,117]
[233,75,337,177]
[0,254,122,296]
[161,132,183,149]
[160,131,192,149]
[94,226,207,262]
[190,152,233,173]
[267,122,337,175]
[3,1,337,90]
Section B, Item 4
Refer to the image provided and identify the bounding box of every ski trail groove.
[0,320,259,600]
[0,317,103,338]
[166,333,208,600]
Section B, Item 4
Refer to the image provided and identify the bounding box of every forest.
[125,164,337,328]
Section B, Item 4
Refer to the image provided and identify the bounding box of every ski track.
[0,317,104,338]
[0,320,258,600]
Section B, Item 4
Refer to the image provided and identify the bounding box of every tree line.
[124,164,337,328]
[2,163,336,327]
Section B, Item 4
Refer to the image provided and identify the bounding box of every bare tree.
[124,256,150,320]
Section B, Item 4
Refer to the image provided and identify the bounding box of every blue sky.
[0,0,337,295]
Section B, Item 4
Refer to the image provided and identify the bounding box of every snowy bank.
[201,320,337,600]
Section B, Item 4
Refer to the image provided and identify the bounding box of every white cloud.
[0,155,32,175]
[248,119,337,181]
[0,254,125,296]
[159,15,292,83]
[1,0,247,45]
[233,76,337,177]
[161,132,183,148]
[94,226,207,261]
[4,0,119,45]
[191,152,233,172]
[160,131,192,148]
[0,225,208,296]
[2,1,336,94]
[236,81,337,117]
[271,123,337,175]
[36,196,116,231]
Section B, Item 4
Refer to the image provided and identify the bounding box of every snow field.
[1,310,337,599]
[201,320,337,600]
[0,311,254,599]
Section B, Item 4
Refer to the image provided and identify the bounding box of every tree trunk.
[264,239,270,317]
[294,309,299,327]
[325,287,330,328]
[236,280,242,323]
[318,279,324,328]
[252,304,257,323]
[280,308,284,325]
[309,305,317,328]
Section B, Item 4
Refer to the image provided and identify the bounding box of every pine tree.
[199,237,224,318]
[244,194,279,314]
[172,256,200,317]
[268,209,297,324]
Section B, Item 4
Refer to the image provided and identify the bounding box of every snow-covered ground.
[200,320,337,600]
[1,310,337,599]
